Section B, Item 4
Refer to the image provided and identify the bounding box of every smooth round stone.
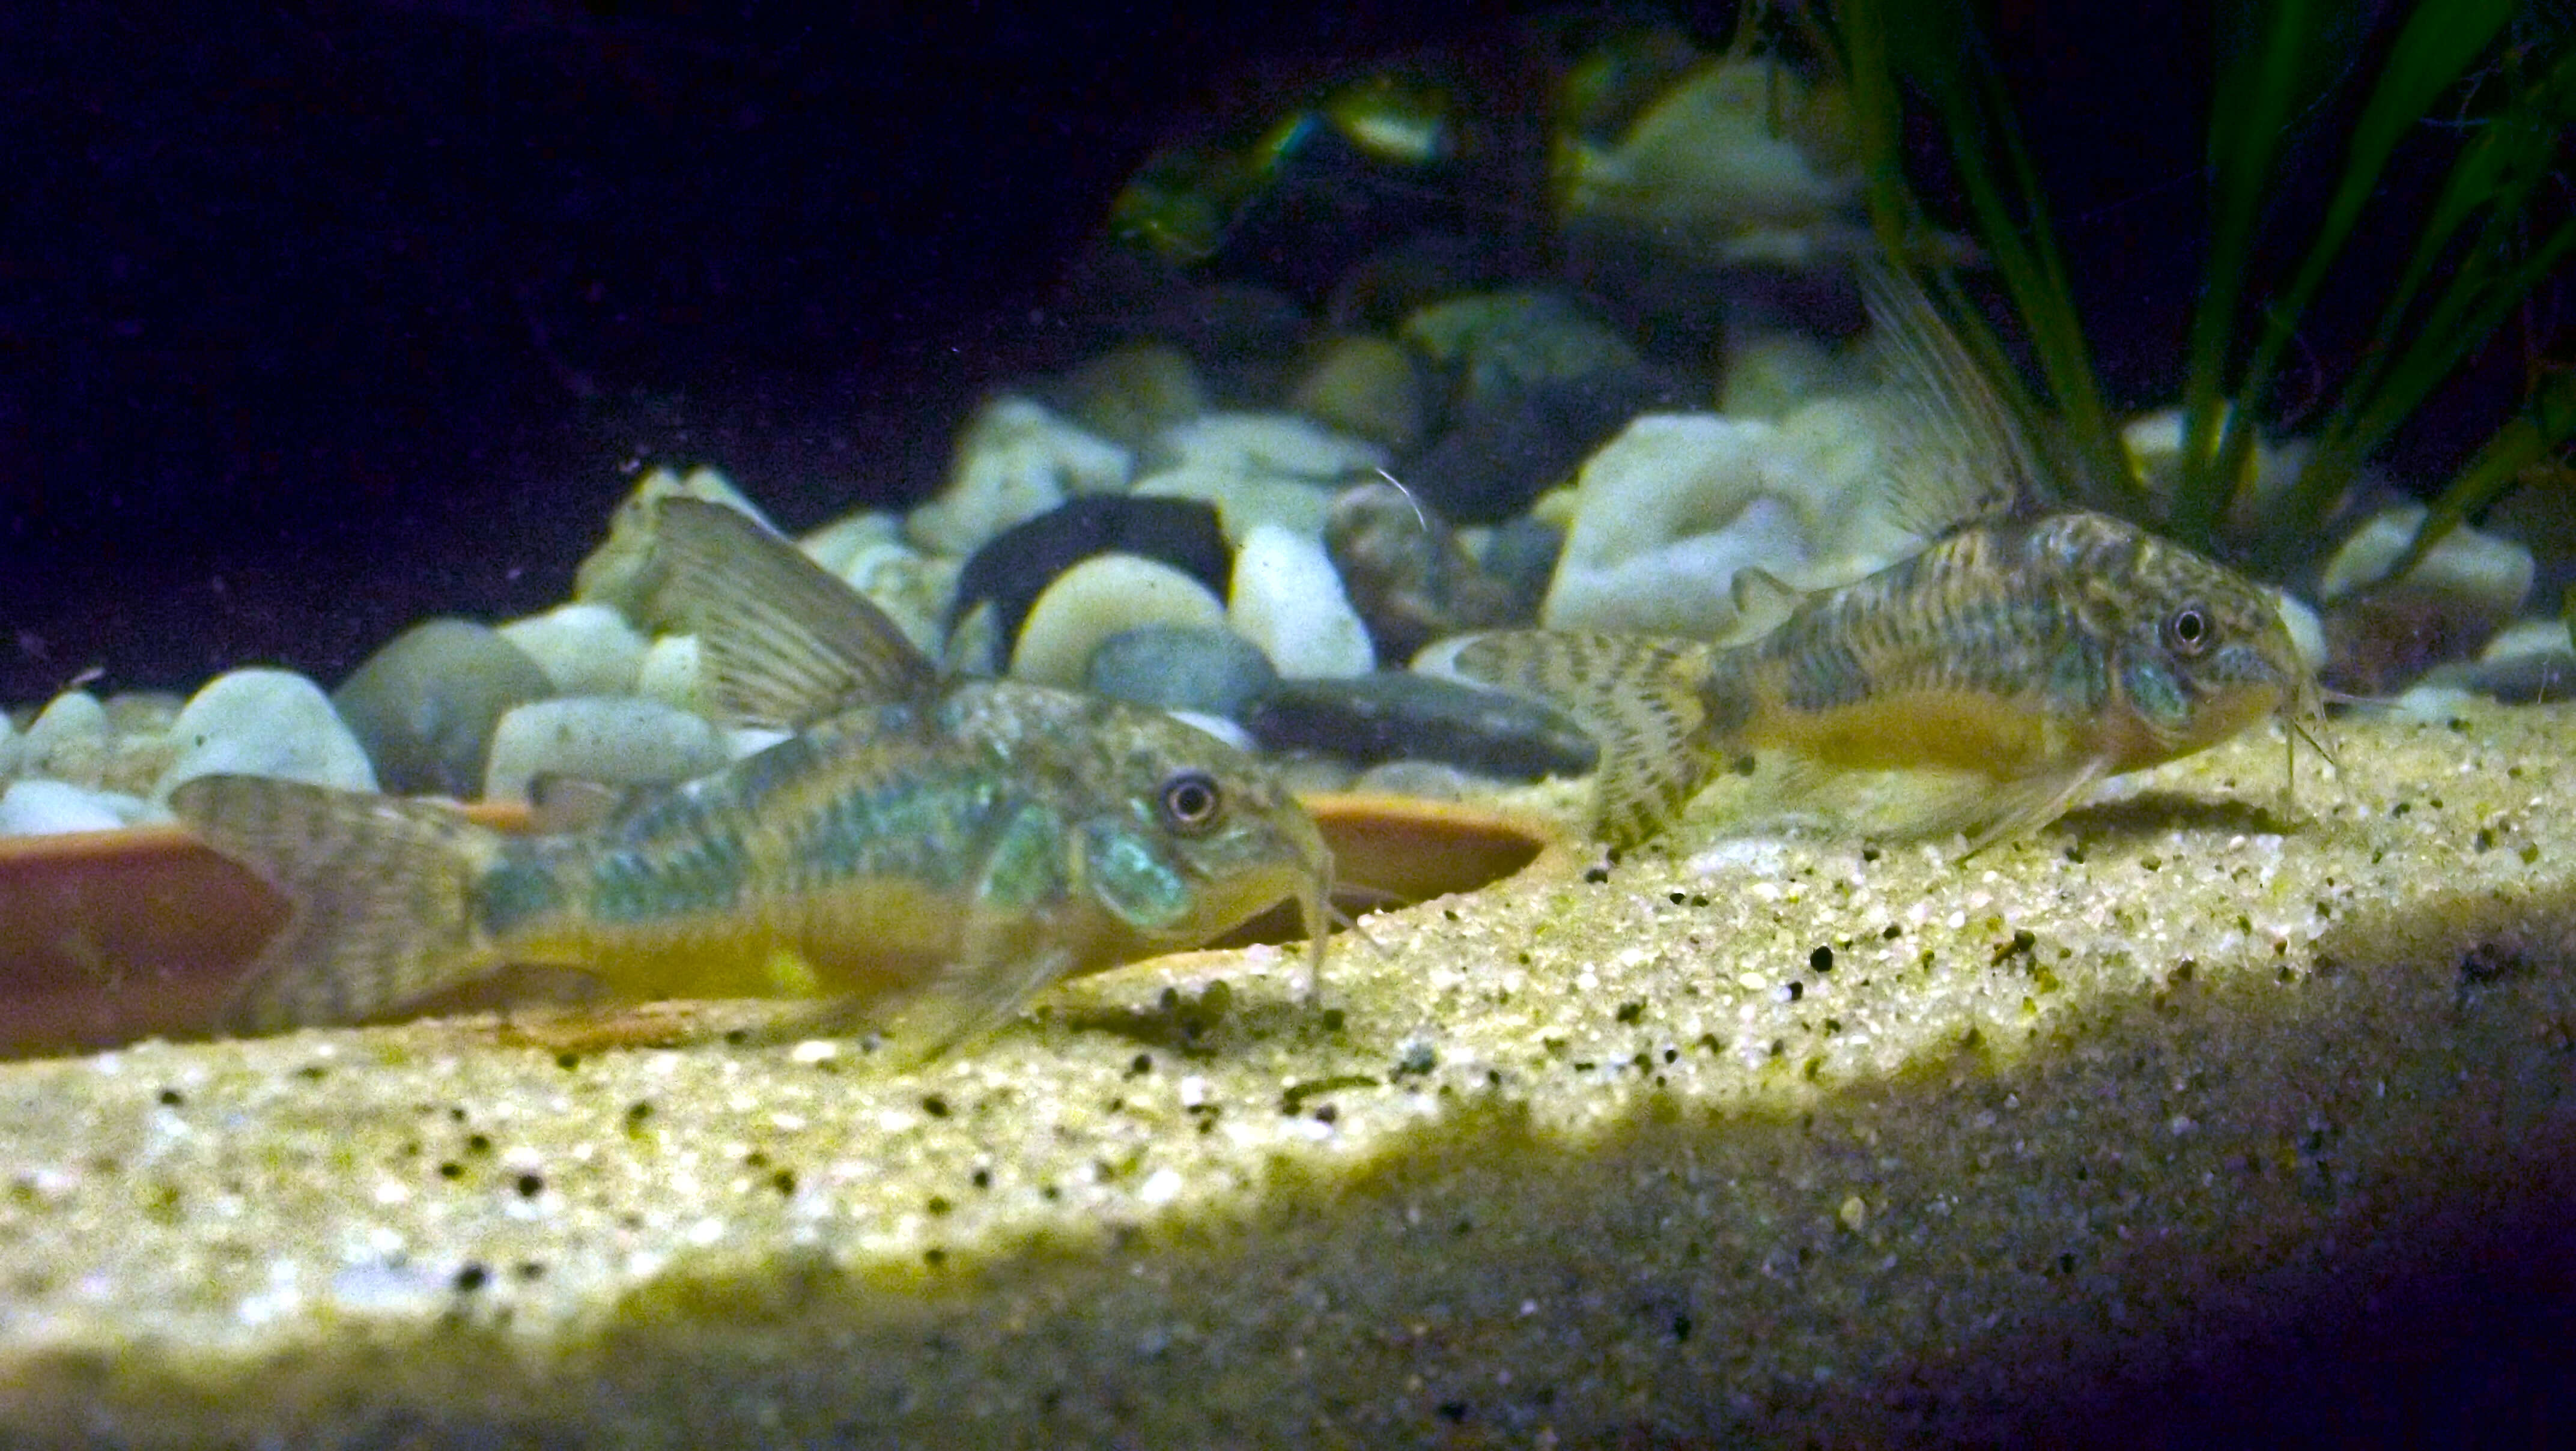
[1325,486,1532,665]
[1557,61,1856,237]
[0,779,155,835]
[1541,402,1904,639]
[908,396,1134,559]
[1474,516,1565,611]
[1132,466,1335,544]
[2417,651,2576,706]
[1287,335,1426,453]
[573,465,776,625]
[1245,672,1597,780]
[2319,503,2535,613]
[482,697,727,804]
[1349,759,1484,802]
[1141,413,1390,485]
[1228,524,1375,679]
[499,603,647,698]
[834,541,958,657]
[157,668,378,798]
[636,635,705,718]
[1009,554,1228,689]
[1401,362,1695,523]
[1053,341,1208,449]
[97,693,188,798]
[1721,328,1848,419]
[1400,290,1641,405]
[1165,710,1256,752]
[332,619,555,797]
[2320,505,2538,691]
[954,495,1230,652]
[19,690,109,786]
[1083,624,1280,720]
[797,510,904,578]
[2480,617,2575,664]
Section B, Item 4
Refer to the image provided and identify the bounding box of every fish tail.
[169,775,506,1032]
[1448,631,1745,849]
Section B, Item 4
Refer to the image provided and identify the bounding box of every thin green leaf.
[2210,0,2513,515]
[1834,0,1913,261]
[2381,366,2576,586]
[2178,0,2338,545]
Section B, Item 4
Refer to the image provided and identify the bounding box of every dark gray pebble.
[953,496,1230,650]
[1245,671,1597,780]
[332,618,554,796]
[1403,363,1696,523]
[1085,625,1280,720]
[2420,650,2576,705]
[1326,487,1540,666]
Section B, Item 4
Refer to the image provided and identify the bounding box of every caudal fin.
[1444,631,1743,849]
[168,775,505,1032]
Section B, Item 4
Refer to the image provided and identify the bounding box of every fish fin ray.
[882,938,1081,1062]
[1450,631,1734,849]
[1859,261,2046,540]
[169,775,503,1032]
[642,498,938,729]
[1960,758,2109,855]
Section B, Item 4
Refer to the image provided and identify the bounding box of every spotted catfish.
[172,500,1332,1052]
[1442,270,2321,851]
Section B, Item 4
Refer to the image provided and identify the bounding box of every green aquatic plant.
[1833,0,2576,571]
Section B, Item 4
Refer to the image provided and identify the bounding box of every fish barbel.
[1444,270,2321,851]
[171,500,1333,1052]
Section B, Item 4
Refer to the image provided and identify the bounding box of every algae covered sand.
[2,705,2573,1445]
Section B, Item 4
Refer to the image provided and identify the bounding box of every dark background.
[4,1,2550,704]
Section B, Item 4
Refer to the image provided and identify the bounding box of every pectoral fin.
[880,933,1081,1062]
[639,498,940,729]
[1960,758,2109,855]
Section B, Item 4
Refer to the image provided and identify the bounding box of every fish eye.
[1157,769,1224,834]
[2164,605,2211,656]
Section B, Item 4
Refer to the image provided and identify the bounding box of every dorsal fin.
[639,498,940,729]
[1858,261,2045,540]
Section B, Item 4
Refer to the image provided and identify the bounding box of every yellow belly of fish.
[496,877,973,1005]
[1752,688,2077,779]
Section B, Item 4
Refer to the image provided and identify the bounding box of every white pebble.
[1009,553,1227,688]
[908,396,1132,557]
[1133,466,1337,544]
[2480,616,2575,664]
[499,603,646,697]
[19,690,108,783]
[636,635,705,716]
[797,510,902,576]
[0,779,145,835]
[2318,503,2532,614]
[482,697,726,802]
[1227,524,1375,678]
[156,669,378,796]
[1144,412,1388,483]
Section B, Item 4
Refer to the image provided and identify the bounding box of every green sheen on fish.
[172,500,1332,1053]
[1445,268,2321,852]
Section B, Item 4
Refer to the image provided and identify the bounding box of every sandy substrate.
[2,703,2572,1446]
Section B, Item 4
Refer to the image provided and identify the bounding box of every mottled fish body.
[173,501,1331,1049]
[1447,270,2318,850]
